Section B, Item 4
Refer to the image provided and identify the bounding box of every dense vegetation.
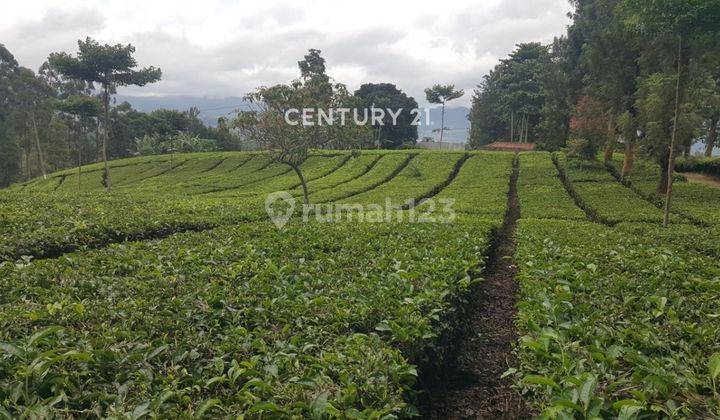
[0,44,425,189]
[468,0,720,187]
[2,149,719,417]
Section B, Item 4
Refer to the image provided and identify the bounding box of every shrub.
[566,139,597,160]
[675,156,720,177]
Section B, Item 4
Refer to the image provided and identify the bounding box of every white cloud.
[0,0,572,106]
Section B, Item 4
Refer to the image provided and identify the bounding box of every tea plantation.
[1,150,718,418]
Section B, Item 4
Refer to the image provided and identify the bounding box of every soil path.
[425,153,528,419]
[683,172,720,189]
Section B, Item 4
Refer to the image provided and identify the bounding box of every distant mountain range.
[116,95,470,143]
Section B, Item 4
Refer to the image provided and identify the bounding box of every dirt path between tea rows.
[683,172,720,189]
[425,153,529,419]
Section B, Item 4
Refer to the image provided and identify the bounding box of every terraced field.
[1,150,719,418]
[607,155,720,225]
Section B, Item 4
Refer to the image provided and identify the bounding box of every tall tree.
[424,84,464,143]
[621,0,720,226]
[536,36,581,151]
[699,52,720,157]
[10,68,55,179]
[467,77,504,147]
[0,44,21,187]
[574,0,643,167]
[49,37,161,190]
[468,43,550,147]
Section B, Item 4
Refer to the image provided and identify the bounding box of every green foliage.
[354,83,419,148]
[235,49,373,204]
[467,43,550,147]
[421,152,513,218]
[566,139,598,161]
[0,216,496,417]
[424,84,464,105]
[48,37,161,90]
[676,156,720,176]
[518,153,586,220]
[4,147,720,417]
[609,153,720,224]
[557,154,669,223]
[0,44,21,186]
[514,219,720,418]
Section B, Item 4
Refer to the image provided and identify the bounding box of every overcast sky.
[1,0,572,107]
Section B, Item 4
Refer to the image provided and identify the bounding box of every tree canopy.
[49,37,161,189]
[354,83,418,148]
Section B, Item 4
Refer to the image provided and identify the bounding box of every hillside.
[2,150,720,417]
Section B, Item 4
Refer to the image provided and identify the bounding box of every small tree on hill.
[235,50,371,205]
[425,84,464,143]
[49,37,161,190]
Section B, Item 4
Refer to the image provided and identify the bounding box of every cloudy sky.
[1,0,572,107]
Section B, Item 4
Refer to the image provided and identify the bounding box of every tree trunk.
[658,153,670,194]
[510,111,514,142]
[603,117,615,163]
[526,114,530,142]
[30,112,47,180]
[706,117,718,157]
[663,35,683,227]
[25,150,30,180]
[518,113,523,142]
[439,101,446,143]
[292,164,309,205]
[95,121,101,160]
[78,127,83,192]
[102,84,112,190]
[622,139,635,177]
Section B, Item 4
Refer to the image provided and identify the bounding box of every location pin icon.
[265,191,295,229]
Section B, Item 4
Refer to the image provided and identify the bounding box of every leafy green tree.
[537,35,584,150]
[0,44,21,187]
[354,83,418,148]
[41,59,100,169]
[698,52,720,157]
[574,0,643,167]
[49,37,161,190]
[298,49,333,105]
[424,84,464,143]
[468,44,549,147]
[10,68,56,179]
[621,0,720,226]
[467,77,504,147]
